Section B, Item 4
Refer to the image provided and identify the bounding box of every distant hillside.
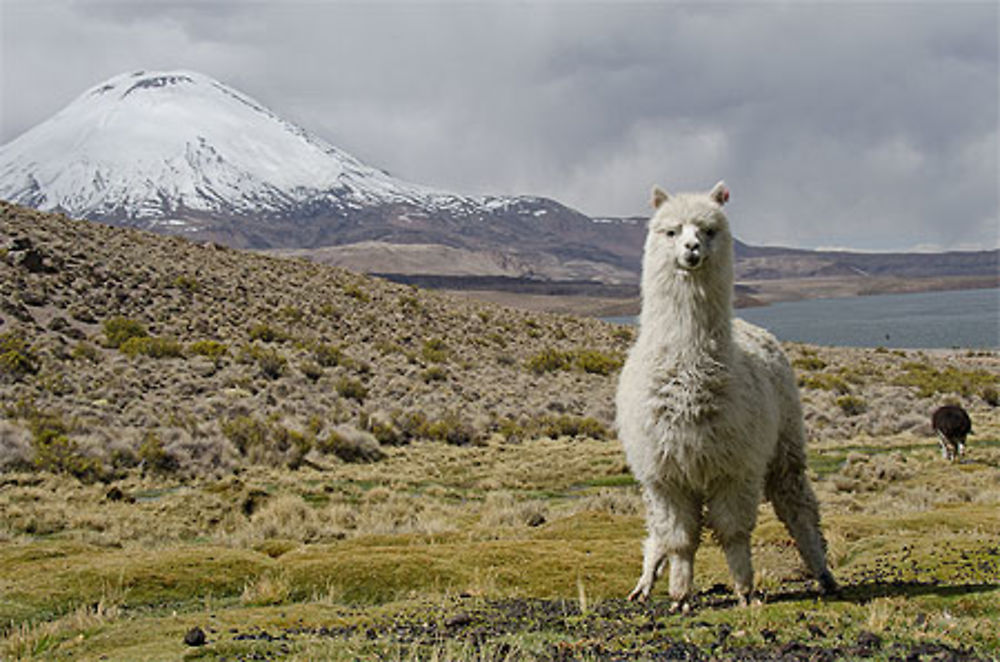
[0,201,630,479]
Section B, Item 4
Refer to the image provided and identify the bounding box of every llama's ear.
[651,186,670,209]
[709,181,730,206]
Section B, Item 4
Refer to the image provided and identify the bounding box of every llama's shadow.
[764,579,998,607]
[666,579,1000,612]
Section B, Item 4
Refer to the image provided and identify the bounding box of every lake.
[606,287,999,349]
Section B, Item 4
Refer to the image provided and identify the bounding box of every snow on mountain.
[0,70,477,225]
[0,70,646,282]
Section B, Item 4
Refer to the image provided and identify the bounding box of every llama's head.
[644,181,733,281]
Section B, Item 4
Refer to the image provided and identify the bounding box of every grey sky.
[1,0,997,252]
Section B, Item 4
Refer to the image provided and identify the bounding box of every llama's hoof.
[628,586,650,603]
[736,592,761,608]
[669,599,692,614]
[818,571,840,596]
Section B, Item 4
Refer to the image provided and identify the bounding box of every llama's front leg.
[707,481,760,606]
[629,484,702,610]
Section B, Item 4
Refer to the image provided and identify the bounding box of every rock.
[183,626,207,646]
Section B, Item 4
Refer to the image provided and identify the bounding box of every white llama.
[616,181,838,610]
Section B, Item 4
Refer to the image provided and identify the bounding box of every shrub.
[423,412,477,446]
[799,373,851,394]
[119,336,184,359]
[188,340,228,360]
[29,415,102,482]
[248,323,288,343]
[102,316,148,348]
[241,344,287,379]
[835,395,868,417]
[0,420,33,470]
[138,432,179,474]
[313,343,344,367]
[538,414,610,440]
[574,350,622,375]
[342,282,370,302]
[421,366,448,383]
[70,341,101,363]
[983,386,999,407]
[300,361,324,382]
[173,274,200,293]
[0,332,38,379]
[336,377,368,402]
[526,348,574,374]
[793,356,828,371]
[421,337,449,363]
[221,416,312,468]
[316,425,385,463]
[893,362,999,398]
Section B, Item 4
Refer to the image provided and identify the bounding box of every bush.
[421,337,449,363]
[29,415,102,482]
[316,425,385,463]
[793,356,828,371]
[893,362,999,398]
[538,414,610,440]
[423,412,477,446]
[241,344,287,379]
[799,373,851,394]
[173,274,200,293]
[421,366,448,383]
[70,341,102,363]
[835,395,868,417]
[221,416,312,468]
[138,433,179,474]
[188,340,228,360]
[336,377,368,402]
[526,348,574,374]
[0,332,38,379]
[119,336,184,359]
[313,343,343,367]
[574,350,622,375]
[248,323,288,343]
[983,386,999,407]
[103,316,148,348]
[526,348,622,375]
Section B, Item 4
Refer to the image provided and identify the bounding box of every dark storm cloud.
[1,1,996,251]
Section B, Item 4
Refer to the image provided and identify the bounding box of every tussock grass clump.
[0,332,38,380]
[240,343,288,379]
[222,416,312,468]
[188,339,228,359]
[101,315,147,348]
[316,425,385,463]
[335,376,368,402]
[893,362,999,398]
[119,335,184,359]
[248,322,290,344]
[526,347,622,375]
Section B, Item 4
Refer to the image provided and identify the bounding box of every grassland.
[2,201,999,660]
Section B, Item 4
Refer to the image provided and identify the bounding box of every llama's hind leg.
[630,484,702,610]
[766,470,838,595]
[707,481,760,605]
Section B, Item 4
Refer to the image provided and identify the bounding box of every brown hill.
[1,201,996,483]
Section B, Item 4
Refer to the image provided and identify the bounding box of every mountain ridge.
[1,70,995,290]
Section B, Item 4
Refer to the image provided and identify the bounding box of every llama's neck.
[638,270,733,363]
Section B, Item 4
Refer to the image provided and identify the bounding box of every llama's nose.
[685,240,700,252]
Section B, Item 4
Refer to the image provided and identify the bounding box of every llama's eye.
[705,229,716,239]
[665,229,677,238]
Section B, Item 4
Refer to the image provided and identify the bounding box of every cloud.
[1,1,996,251]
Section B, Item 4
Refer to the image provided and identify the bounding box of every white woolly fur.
[615,182,837,608]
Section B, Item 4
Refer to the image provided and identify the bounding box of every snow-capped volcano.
[0,70,469,224]
[0,70,644,281]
